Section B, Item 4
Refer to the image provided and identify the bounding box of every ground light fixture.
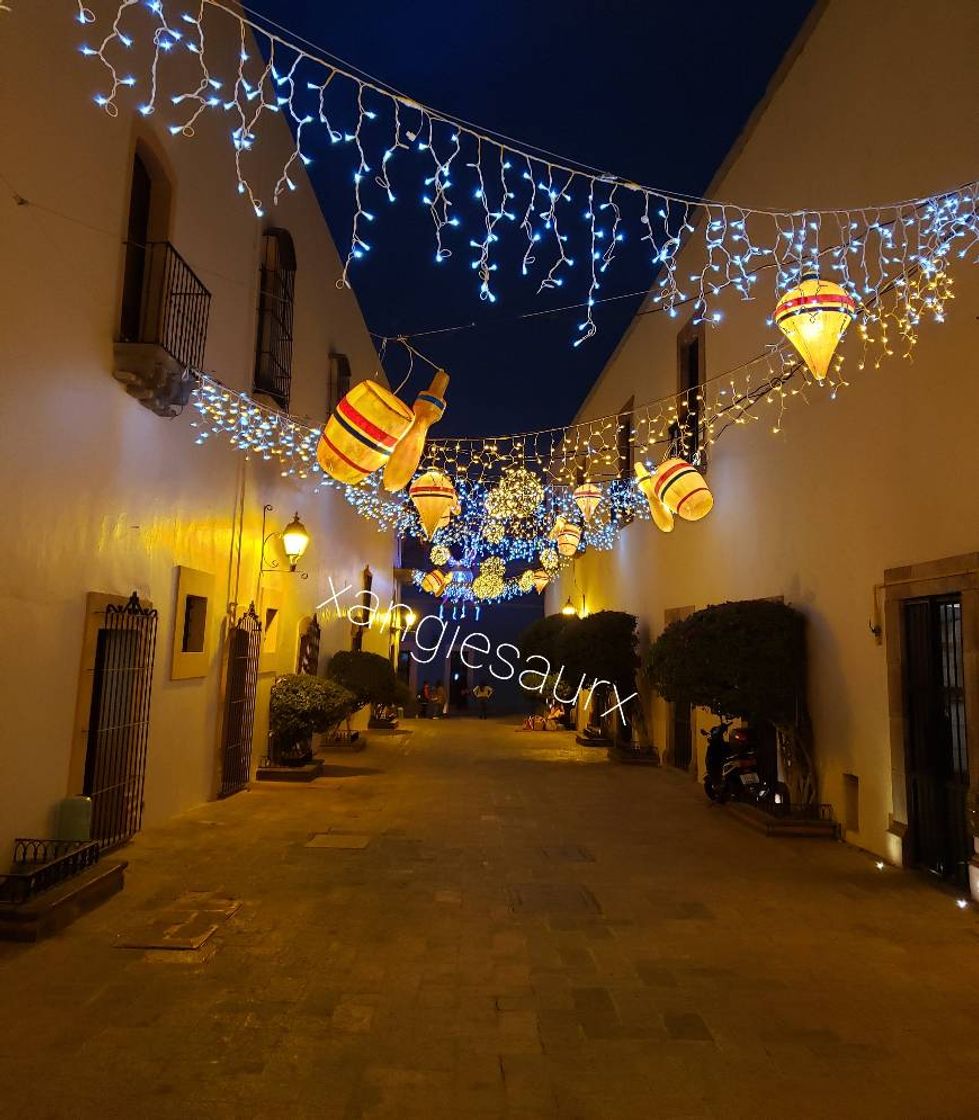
[562,597,577,617]
[261,504,311,579]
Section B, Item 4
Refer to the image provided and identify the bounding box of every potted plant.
[269,674,355,765]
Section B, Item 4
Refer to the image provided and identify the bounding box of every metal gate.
[219,603,262,798]
[297,613,320,675]
[903,595,971,887]
[84,592,159,850]
[671,703,693,770]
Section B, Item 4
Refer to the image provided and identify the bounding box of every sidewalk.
[0,717,977,1119]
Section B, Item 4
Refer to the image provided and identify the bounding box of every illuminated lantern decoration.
[483,520,505,544]
[634,463,674,534]
[486,467,544,520]
[472,572,504,600]
[317,380,414,485]
[548,515,566,542]
[555,519,582,558]
[652,458,713,522]
[429,544,450,566]
[409,470,457,538]
[518,569,535,593]
[573,482,602,523]
[420,569,449,596]
[436,498,462,532]
[481,556,505,579]
[774,271,857,381]
[533,569,550,593]
[540,547,559,571]
[382,370,449,492]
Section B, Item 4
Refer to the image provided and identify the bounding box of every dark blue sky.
[249,0,813,436]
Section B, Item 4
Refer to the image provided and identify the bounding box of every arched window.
[253,228,296,410]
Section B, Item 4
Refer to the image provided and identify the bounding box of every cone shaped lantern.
[634,463,674,533]
[573,482,602,523]
[533,569,550,594]
[555,518,582,558]
[409,470,457,538]
[383,370,449,493]
[317,380,415,485]
[774,271,857,381]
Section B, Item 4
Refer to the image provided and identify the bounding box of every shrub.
[269,674,356,763]
[326,649,400,708]
[647,599,814,802]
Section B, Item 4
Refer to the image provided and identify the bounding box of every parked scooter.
[701,720,789,814]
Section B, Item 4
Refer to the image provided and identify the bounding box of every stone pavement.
[1,718,978,1119]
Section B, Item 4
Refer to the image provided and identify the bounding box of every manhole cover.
[507,883,601,915]
[305,833,371,849]
[540,845,595,862]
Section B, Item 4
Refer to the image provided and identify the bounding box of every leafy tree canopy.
[519,610,639,698]
[646,599,806,725]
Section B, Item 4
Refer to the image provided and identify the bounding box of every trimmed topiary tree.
[647,599,814,804]
[326,649,401,714]
[269,674,356,764]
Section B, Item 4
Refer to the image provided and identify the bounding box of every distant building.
[553,2,979,896]
[0,7,398,842]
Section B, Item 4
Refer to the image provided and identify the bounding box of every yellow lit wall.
[550,0,979,861]
[0,6,397,836]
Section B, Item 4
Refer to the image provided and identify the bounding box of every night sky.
[248,0,813,437]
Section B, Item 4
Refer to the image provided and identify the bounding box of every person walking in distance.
[473,680,494,719]
[433,680,447,719]
[419,679,431,719]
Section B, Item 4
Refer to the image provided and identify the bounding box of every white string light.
[74,0,977,345]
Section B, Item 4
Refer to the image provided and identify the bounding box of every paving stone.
[2,717,979,1119]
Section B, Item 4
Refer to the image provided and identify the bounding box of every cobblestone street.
[1,718,978,1119]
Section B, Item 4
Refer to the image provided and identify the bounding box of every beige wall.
[0,6,397,836]
[550,0,979,862]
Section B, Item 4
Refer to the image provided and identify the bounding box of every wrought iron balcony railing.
[120,239,211,370]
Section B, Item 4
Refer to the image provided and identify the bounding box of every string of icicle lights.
[75,0,978,347]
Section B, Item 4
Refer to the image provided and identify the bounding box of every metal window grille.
[903,594,971,886]
[121,240,211,370]
[83,593,159,851]
[297,614,321,675]
[219,604,262,798]
[253,229,296,411]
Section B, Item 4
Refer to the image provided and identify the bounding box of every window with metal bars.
[253,228,297,411]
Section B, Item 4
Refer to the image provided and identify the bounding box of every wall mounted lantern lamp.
[261,504,311,579]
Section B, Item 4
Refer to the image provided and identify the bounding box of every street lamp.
[260,505,311,579]
[561,597,577,617]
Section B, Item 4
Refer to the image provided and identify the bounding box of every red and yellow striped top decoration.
[652,458,713,522]
[317,380,415,485]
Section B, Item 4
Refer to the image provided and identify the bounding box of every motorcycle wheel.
[703,776,728,804]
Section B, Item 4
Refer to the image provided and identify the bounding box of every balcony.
[113,240,211,417]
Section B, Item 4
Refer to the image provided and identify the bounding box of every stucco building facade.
[0,4,397,841]
[551,1,979,894]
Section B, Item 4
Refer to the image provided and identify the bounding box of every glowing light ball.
[420,569,449,596]
[486,467,544,520]
[540,547,559,571]
[652,458,713,522]
[382,370,449,492]
[634,463,674,533]
[533,569,550,593]
[774,271,857,381]
[573,482,602,523]
[483,520,505,544]
[409,470,457,538]
[481,556,506,579]
[518,569,535,593]
[429,544,450,566]
[472,572,505,600]
[317,380,414,485]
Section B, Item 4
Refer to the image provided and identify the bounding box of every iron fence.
[0,840,100,905]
